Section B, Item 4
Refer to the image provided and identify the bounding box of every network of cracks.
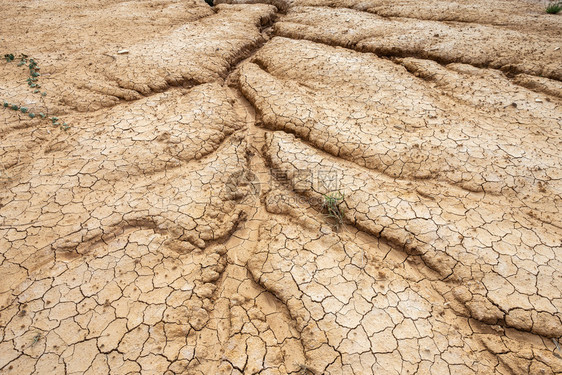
[0,0,561,374]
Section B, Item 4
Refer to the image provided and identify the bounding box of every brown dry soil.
[1,0,562,374]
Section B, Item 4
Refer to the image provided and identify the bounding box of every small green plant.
[2,53,69,130]
[546,1,562,13]
[31,333,41,346]
[322,191,346,229]
[17,54,28,66]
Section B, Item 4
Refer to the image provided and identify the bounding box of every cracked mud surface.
[1,0,561,374]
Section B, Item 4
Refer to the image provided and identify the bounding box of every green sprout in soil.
[546,1,562,13]
[30,333,41,347]
[322,191,346,229]
[1,53,69,130]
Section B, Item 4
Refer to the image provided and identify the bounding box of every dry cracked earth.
[0,0,561,374]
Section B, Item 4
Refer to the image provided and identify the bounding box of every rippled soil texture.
[1,0,561,374]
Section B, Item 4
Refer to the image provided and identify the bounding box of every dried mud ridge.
[1,0,561,374]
